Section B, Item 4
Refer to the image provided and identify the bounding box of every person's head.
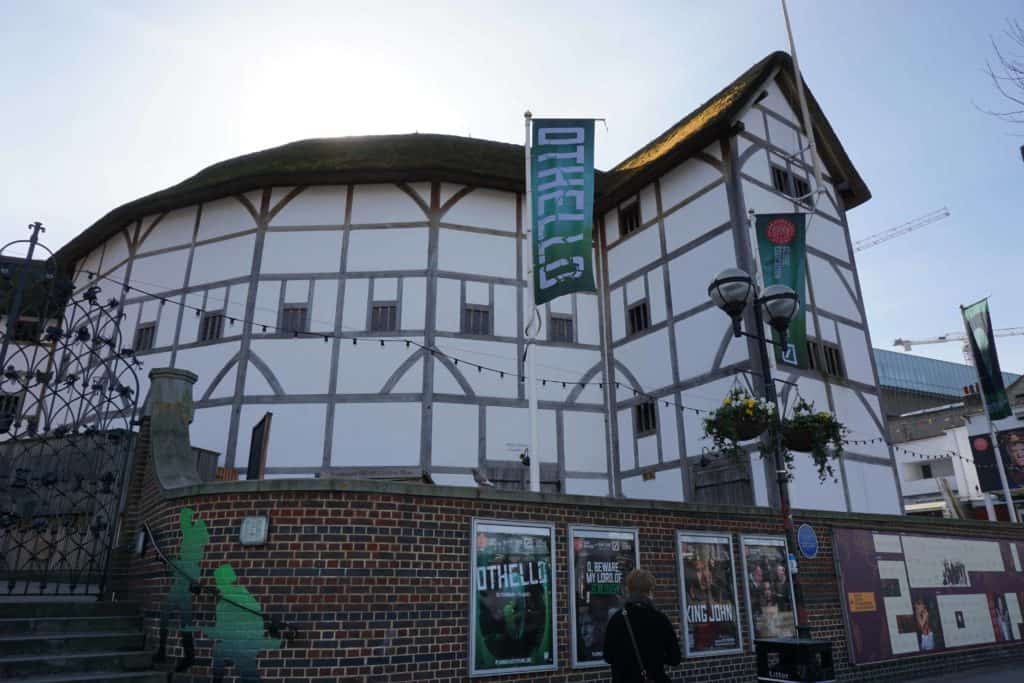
[775,564,786,582]
[695,559,713,591]
[1006,433,1024,468]
[761,580,775,604]
[625,568,656,598]
[915,599,928,619]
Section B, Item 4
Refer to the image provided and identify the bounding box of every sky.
[1,0,1022,373]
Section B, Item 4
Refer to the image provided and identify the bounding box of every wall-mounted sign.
[567,526,639,668]
[797,524,818,559]
[470,519,556,677]
[848,592,878,613]
[239,515,269,546]
[677,531,743,658]
[741,535,798,640]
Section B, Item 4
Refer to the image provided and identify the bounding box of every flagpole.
[524,110,541,493]
[780,0,825,199]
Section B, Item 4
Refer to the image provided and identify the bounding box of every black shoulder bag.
[621,606,649,682]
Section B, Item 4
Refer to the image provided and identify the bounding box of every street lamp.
[707,267,811,639]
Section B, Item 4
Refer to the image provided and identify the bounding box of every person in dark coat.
[604,569,682,682]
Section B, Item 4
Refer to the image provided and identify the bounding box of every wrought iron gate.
[0,222,140,597]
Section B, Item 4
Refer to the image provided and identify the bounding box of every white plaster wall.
[350,184,427,224]
[251,338,332,394]
[565,478,611,496]
[442,187,516,232]
[806,221,850,264]
[846,459,902,514]
[261,231,343,274]
[674,308,741,382]
[659,158,722,211]
[331,402,422,466]
[197,193,259,240]
[485,406,556,462]
[563,411,608,473]
[616,329,673,391]
[667,233,736,314]
[102,231,132,275]
[341,279,369,332]
[346,228,428,272]
[131,250,190,291]
[189,405,232,462]
[647,270,667,324]
[434,338,517,399]
[837,323,874,385]
[493,285,517,338]
[620,468,683,501]
[402,277,426,330]
[831,385,889,460]
[663,184,730,253]
[637,434,657,468]
[786,452,848,512]
[237,403,325,468]
[603,208,620,243]
[439,229,516,279]
[336,340,423,394]
[431,402,479,467]
[610,287,626,341]
[617,408,634,471]
[176,344,242,400]
[607,223,660,284]
[269,186,347,227]
[189,235,255,283]
[155,300,178,348]
[640,186,657,229]
[311,280,337,331]
[137,207,195,254]
[434,278,461,333]
[533,346,604,405]
[808,255,861,323]
[658,401,681,462]
[576,294,600,345]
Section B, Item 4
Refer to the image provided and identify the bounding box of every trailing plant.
[780,398,846,482]
[702,387,774,459]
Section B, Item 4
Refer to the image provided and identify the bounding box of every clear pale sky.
[2,0,1021,373]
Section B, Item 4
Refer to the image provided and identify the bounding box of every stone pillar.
[145,367,201,490]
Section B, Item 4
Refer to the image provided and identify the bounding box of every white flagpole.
[524,110,541,493]
[781,0,825,199]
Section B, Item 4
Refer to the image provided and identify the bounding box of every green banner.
[755,213,808,368]
[962,298,1011,420]
[471,521,555,675]
[530,119,597,305]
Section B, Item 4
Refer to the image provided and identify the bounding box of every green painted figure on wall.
[207,563,282,683]
[157,507,209,670]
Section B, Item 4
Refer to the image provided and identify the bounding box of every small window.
[806,341,818,371]
[627,301,650,336]
[807,340,845,379]
[371,303,398,332]
[12,318,41,344]
[792,175,811,200]
[920,463,933,480]
[280,306,308,335]
[134,323,156,352]
[634,401,657,436]
[619,201,641,237]
[770,164,811,203]
[461,305,491,336]
[771,165,790,195]
[549,315,574,343]
[199,312,225,342]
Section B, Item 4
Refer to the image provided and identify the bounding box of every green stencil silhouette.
[207,563,281,683]
[157,507,209,668]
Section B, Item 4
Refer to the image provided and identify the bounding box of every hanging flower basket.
[780,398,846,481]
[703,387,774,459]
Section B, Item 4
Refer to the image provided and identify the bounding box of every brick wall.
[115,429,1024,682]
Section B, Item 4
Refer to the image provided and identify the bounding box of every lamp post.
[708,267,811,639]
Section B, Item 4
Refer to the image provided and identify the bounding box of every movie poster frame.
[567,525,640,669]
[740,534,799,642]
[469,518,558,678]
[676,530,744,658]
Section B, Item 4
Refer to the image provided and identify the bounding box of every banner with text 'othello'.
[471,519,556,676]
[756,213,808,368]
[961,298,1011,420]
[530,119,597,305]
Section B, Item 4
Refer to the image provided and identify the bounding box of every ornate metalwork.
[0,222,140,596]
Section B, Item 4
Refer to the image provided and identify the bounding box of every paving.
[910,663,1021,682]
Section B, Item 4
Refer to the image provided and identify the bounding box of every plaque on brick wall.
[677,531,743,658]
[567,526,638,668]
[470,519,556,677]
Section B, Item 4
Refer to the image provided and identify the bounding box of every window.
[769,164,811,203]
[792,175,811,200]
[549,315,574,343]
[627,301,650,336]
[771,165,790,195]
[806,340,846,379]
[280,306,308,335]
[634,401,657,437]
[12,318,40,344]
[920,463,933,480]
[461,305,491,336]
[619,201,641,237]
[199,312,225,342]
[133,323,156,352]
[371,303,398,332]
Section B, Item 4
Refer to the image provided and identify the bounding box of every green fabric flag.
[755,213,808,368]
[961,298,1011,420]
[530,119,597,305]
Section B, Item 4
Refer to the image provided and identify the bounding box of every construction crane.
[854,207,951,252]
[893,328,1024,365]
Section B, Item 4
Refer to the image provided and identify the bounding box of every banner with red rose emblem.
[755,213,808,368]
[967,432,1003,493]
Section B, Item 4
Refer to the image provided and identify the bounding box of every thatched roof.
[56,51,869,267]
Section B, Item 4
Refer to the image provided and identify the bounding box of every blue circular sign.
[797,523,818,559]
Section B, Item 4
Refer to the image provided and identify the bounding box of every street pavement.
[910,663,1019,682]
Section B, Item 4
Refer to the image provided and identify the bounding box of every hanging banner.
[741,535,798,640]
[997,428,1024,489]
[755,213,808,368]
[968,433,1004,493]
[961,299,1011,420]
[677,531,743,657]
[530,118,597,305]
[567,526,638,668]
[470,519,556,677]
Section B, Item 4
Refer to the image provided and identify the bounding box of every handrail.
[139,521,295,641]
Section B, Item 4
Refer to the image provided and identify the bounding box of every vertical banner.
[755,213,808,368]
[997,428,1024,489]
[968,433,1004,493]
[961,299,1011,420]
[741,535,798,640]
[677,531,743,657]
[530,119,597,305]
[470,519,556,677]
[567,526,639,668]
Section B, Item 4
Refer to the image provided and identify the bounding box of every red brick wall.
[116,431,1024,682]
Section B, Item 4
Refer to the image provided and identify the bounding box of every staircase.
[0,601,162,682]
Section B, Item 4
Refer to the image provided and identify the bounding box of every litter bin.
[754,638,834,682]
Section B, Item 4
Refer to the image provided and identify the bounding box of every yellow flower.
[818,411,830,419]
[746,399,756,409]
[723,398,732,406]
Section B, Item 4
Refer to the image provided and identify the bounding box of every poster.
[567,526,638,668]
[834,528,1024,664]
[677,531,743,657]
[470,519,556,676]
[529,119,597,304]
[997,428,1024,489]
[741,535,797,640]
[755,213,808,368]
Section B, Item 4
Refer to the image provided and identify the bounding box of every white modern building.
[53,52,901,513]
